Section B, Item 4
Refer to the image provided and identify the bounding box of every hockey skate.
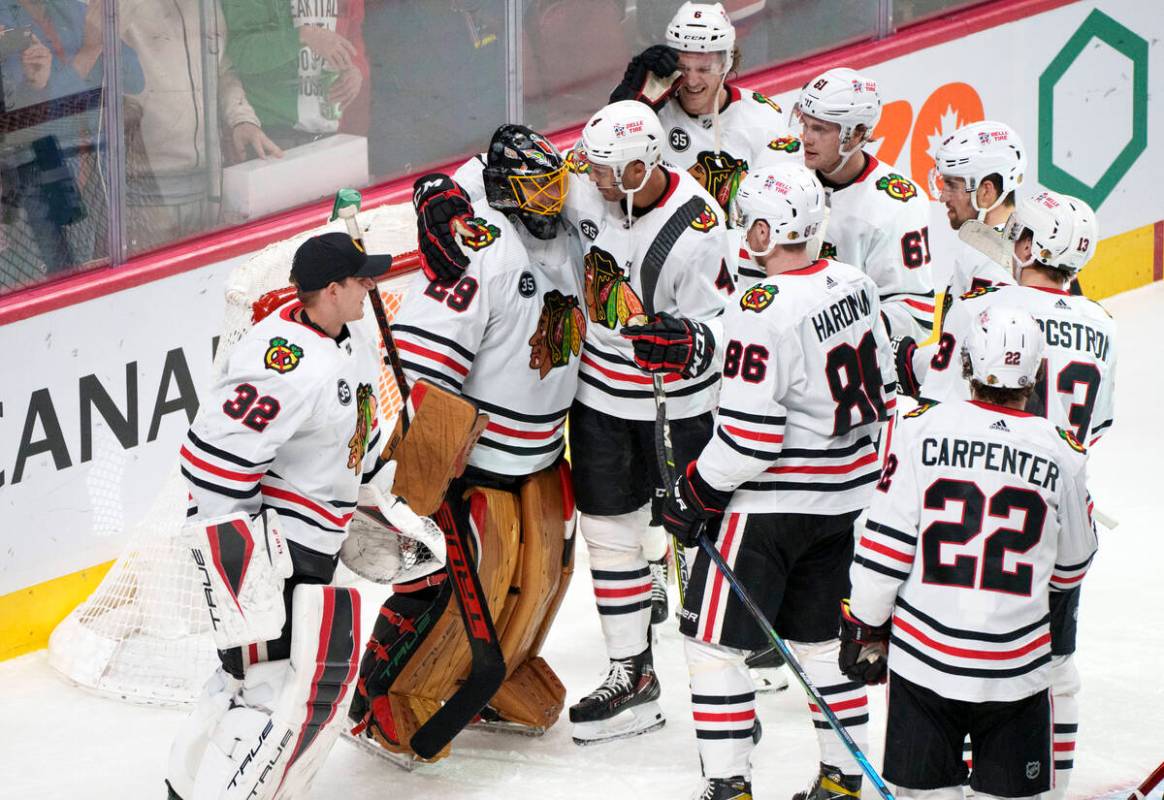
[569,649,665,745]
[792,762,862,800]
[468,704,547,737]
[649,557,669,625]
[691,776,753,800]
[745,645,790,693]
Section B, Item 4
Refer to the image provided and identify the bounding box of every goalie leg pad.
[167,669,242,800]
[183,510,293,651]
[191,585,361,800]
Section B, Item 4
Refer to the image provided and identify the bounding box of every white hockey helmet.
[930,121,1026,216]
[666,3,736,56]
[735,163,827,257]
[793,67,882,146]
[580,100,664,188]
[1005,190,1097,277]
[963,306,1044,389]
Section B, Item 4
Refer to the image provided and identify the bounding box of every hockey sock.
[789,639,870,776]
[1047,654,1080,800]
[685,637,755,780]
[581,507,653,659]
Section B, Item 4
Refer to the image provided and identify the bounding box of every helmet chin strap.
[742,219,779,259]
[1011,251,1037,282]
[613,162,654,228]
[821,127,864,181]
[971,184,1007,221]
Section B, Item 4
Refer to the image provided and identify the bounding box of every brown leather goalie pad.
[381,379,488,515]
[381,487,519,761]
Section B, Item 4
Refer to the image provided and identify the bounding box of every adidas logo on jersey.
[990,419,1010,432]
[1055,298,1070,309]
[825,276,838,289]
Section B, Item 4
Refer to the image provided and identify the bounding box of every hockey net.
[48,202,422,705]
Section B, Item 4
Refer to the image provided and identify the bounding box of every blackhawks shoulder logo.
[875,173,919,202]
[1057,426,1086,454]
[905,401,938,419]
[347,383,377,472]
[752,91,782,113]
[264,337,303,373]
[529,290,587,379]
[584,247,644,329]
[689,151,747,210]
[819,241,838,260]
[691,203,719,232]
[767,136,801,153]
[740,283,778,312]
[564,146,591,175]
[960,285,1000,301]
[459,217,501,251]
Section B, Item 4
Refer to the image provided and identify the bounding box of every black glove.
[610,45,680,111]
[413,173,471,283]
[622,312,715,378]
[661,461,732,548]
[838,599,890,685]
[892,336,920,398]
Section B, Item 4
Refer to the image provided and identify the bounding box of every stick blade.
[957,220,1011,267]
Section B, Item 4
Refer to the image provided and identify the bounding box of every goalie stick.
[1129,759,1164,800]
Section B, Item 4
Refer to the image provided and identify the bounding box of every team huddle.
[163,4,1116,800]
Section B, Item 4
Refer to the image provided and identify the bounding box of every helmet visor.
[510,166,567,216]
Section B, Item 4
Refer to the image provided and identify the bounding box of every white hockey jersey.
[696,259,895,514]
[391,202,584,477]
[919,285,1117,447]
[849,399,1097,703]
[562,160,731,421]
[657,84,802,210]
[820,154,936,341]
[182,301,385,556]
[946,224,1014,300]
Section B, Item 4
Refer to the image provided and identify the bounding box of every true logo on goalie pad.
[265,337,303,373]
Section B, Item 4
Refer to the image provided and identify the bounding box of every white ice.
[2,283,1162,799]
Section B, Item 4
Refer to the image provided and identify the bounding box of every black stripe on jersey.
[778,436,875,459]
[1053,723,1078,733]
[181,468,262,500]
[401,359,464,392]
[853,554,910,581]
[392,323,476,362]
[881,290,936,301]
[1055,759,1074,770]
[186,430,273,469]
[719,408,787,426]
[696,729,756,740]
[186,506,198,518]
[817,680,864,695]
[471,397,571,424]
[915,318,934,331]
[1054,555,1094,572]
[597,599,652,615]
[641,195,709,316]
[583,341,638,367]
[1090,419,1112,435]
[716,427,781,461]
[260,504,345,535]
[579,370,719,399]
[890,635,1051,679]
[738,472,878,492]
[866,520,914,545]
[896,597,1050,643]
[691,692,756,705]
[812,715,868,729]
[737,265,765,280]
[591,567,651,581]
[476,436,564,456]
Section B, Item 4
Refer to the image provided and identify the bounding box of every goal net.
[48,201,421,705]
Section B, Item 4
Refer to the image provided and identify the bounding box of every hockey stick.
[650,371,688,605]
[697,537,894,800]
[1128,760,1164,800]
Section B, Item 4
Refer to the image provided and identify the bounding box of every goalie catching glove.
[621,312,715,378]
[610,45,681,111]
[661,461,731,548]
[838,599,890,685]
[414,173,472,283]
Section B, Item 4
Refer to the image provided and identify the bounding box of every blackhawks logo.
[584,247,644,329]
[689,151,747,210]
[529,290,587,379]
[690,203,719,232]
[347,383,377,472]
[960,285,1000,301]
[564,146,590,175]
[819,241,838,260]
[459,217,501,250]
[905,401,938,418]
[739,283,778,312]
[875,173,919,202]
[1057,426,1086,454]
[752,91,782,113]
[264,337,303,373]
[767,136,801,153]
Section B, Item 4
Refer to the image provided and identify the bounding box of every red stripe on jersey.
[581,353,680,385]
[261,485,353,528]
[858,536,913,564]
[769,451,878,475]
[723,424,784,444]
[397,339,470,376]
[593,583,652,599]
[903,298,935,312]
[692,709,755,723]
[486,420,563,440]
[1053,572,1086,585]
[1054,741,1076,752]
[701,513,742,642]
[894,616,1051,660]
[808,696,867,714]
[180,446,263,483]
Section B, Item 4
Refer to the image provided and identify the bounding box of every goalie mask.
[930,121,1026,218]
[1004,190,1097,279]
[484,124,568,241]
[963,305,1044,389]
[792,67,881,175]
[734,163,826,258]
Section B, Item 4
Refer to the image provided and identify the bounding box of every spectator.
[119,0,282,255]
[222,0,369,150]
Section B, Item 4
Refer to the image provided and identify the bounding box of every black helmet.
[483,124,567,240]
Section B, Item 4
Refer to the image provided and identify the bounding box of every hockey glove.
[413,173,471,283]
[662,461,732,548]
[892,336,920,399]
[622,312,715,378]
[838,599,890,685]
[609,45,680,111]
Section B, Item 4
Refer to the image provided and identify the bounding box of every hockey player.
[609,2,799,214]
[792,67,936,341]
[349,125,585,757]
[911,189,1115,796]
[843,306,1097,800]
[167,233,404,799]
[661,163,894,800]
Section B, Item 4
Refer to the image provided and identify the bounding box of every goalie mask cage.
[48,202,421,705]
